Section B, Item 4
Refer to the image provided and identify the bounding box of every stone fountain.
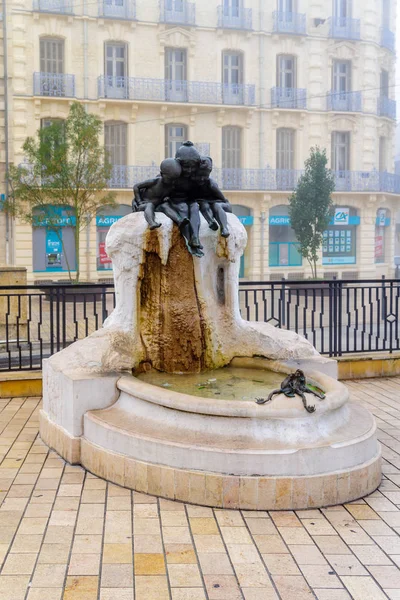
[40,143,380,509]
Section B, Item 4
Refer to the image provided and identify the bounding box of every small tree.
[7,102,116,282]
[288,147,335,279]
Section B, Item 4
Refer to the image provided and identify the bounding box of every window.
[276,128,295,170]
[269,205,302,267]
[104,122,127,166]
[277,55,296,89]
[381,70,389,98]
[40,38,64,74]
[332,132,350,172]
[104,42,127,98]
[165,124,188,158]
[375,209,389,264]
[165,48,187,101]
[32,205,76,273]
[382,0,390,28]
[334,0,351,18]
[222,52,243,104]
[222,126,241,169]
[97,204,131,271]
[223,0,240,18]
[166,0,184,11]
[333,60,351,93]
[278,0,295,12]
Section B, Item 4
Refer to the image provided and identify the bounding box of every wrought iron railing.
[108,165,400,194]
[378,97,396,120]
[33,72,75,98]
[33,0,73,12]
[327,91,362,112]
[1,279,400,370]
[329,17,361,40]
[97,76,256,106]
[161,0,195,25]
[381,27,395,52]
[217,5,252,30]
[99,0,136,19]
[271,87,307,109]
[272,11,306,35]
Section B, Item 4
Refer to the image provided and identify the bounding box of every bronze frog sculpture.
[255,369,325,413]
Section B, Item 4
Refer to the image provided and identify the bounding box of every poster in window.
[45,230,62,268]
[375,235,384,261]
[99,242,112,265]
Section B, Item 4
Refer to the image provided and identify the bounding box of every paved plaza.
[0,379,400,599]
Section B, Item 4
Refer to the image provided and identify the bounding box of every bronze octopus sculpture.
[255,369,326,414]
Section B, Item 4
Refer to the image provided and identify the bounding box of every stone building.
[2,0,399,282]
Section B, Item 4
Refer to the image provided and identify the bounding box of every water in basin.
[136,366,285,401]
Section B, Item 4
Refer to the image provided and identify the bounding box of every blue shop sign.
[96,215,124,227]
[34,215,76,227]
[237,216,254,226]
[0,194,5,210]
[269,216,291,226]
[329,216,360,226]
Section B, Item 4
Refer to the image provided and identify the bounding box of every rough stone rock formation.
[46,212,318,376]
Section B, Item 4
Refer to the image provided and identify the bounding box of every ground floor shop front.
[3,190,399,283]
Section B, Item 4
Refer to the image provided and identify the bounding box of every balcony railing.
[33,72,75,98]
[109,166,400,194]
[99,0,136,19]
[161,1,195,25]
[381,27,395,52]
[272,11,306,35]
[217,5,252,30]
[271,87,306,109]
[97,76,256,106]
[33,0,72,12]
[330,17,360,40]
[327,91,362,112]
[378,97,396,120]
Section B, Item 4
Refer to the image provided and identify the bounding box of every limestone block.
[43,358,120,437]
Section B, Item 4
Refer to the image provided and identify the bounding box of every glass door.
[165,49,187,102]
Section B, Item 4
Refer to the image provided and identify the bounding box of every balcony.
[330,17,360,40]
[97,76,256,106]
[378,97,396,119]
[99,0,136,20]
[327,91,362,112]
[272,11,306,35]
[217,5,252,30]
[381,27,395,52]
[33,0,72,13]
[271,87,306,109]
[108,166,400,194]
[160,1,195,26]
[33,73,75,98]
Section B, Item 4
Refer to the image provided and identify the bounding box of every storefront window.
[322,207,359,266]
[231,205,253,278]
[32,205,76,273]
[375,208,390,264]
[269,205,302,267]
[97,205,131,270]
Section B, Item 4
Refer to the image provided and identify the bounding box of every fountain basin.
[46,358,380,510]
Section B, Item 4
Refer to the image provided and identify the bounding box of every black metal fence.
[0,279,399,371]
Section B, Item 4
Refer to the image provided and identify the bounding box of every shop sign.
[96,215,124,227]
[322,256,356,265]
[376,210,390,227]
[99,242,112,265]
[34,215,76,227]
[237,216,254,226]
[0,194,5,210]
[269,216,291,226]
[333,208,350,225]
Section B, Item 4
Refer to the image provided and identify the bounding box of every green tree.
[7,102,116,282]
[288,147,335,279]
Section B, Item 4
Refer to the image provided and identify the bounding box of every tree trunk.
[75,217,80,283]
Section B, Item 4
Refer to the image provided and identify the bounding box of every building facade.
[3,0,399,282]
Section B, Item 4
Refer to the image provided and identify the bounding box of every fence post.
[280,278,286,327]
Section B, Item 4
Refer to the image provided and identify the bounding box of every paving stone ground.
[1,378,400,599]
